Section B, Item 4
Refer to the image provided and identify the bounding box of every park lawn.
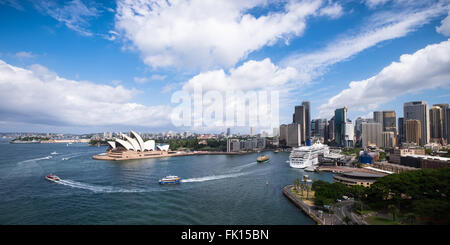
[365,216,401,225]
[290,187,315,206]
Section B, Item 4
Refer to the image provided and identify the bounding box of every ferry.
[257,155,269,163]
[289,141,329,169]
[159,175,181,184]
[45,174,60,182]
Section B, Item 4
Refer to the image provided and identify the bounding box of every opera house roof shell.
[107,130,169,152]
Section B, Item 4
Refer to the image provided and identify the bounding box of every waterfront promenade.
[283,185,367,225]
[282,185,343,225]
[92,150,258,161]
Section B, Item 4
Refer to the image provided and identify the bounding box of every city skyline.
[1,0,450,134]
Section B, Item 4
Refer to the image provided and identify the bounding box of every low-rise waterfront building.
[333,171,385,187]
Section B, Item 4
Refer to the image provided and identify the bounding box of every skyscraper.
[434,104,449,142]
[334,107,348,147]
[302,101,311,142]
[406,119,421,145]
[250,127,254,136]
[382,131,395,148]
[327,116,335,143]
[382,111,396,146]
[373,111,383,127]
[279,124,289,146]
[287,123,302,147]
[404,101,430,146]
[362,122,382,147]
[344,121,354,147]
[398,117,405,145]
[447,108,450,145]
[226,128,231,136]
[430,106,444,143]
[293,105,306,143]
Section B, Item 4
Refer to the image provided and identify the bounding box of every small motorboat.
[45,174,60,182]
[159,175,181,184]
[50,151,57,155]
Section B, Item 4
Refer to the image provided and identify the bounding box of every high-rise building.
[334,107,348,147]
[344,121,354,147]
[272,127,279,137]
[279,124,289,146]
[227,139,241,152]
[287,123,302,147]
[302,101,311,141]
[398,117,405,145]
[362,122,382,147]
[447,108,450,145]
[382,110,396,146]
[406,119,421,145]
[311,120,316,137]
[355,117,372,144]
[430,106,444,143]
[226,128,231,136]
[313,119,327,139]
[404,101,429,146]
[250,127,254,136]
[434,104,449,143]
[373,111,383,127]
[293,105,306,143]
[382,131,395,149]
[327,116,335,143]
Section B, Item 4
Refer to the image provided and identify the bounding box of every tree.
[388,204,399,221]
[404,213,416,225]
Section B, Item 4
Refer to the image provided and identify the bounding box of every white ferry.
[289,141,329,169]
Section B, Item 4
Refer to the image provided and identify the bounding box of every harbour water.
[0,140,334,225]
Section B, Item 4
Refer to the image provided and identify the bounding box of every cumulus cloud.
[182,58,299,92]
[318,39,450,117]
[114,0,341,69]
[282,4,448,83]
[0,60,171,128]
[437,12,450,36]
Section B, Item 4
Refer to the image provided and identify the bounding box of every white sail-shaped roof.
[157,144,170,151]
[130,130,145,151]
[143,140,155,151]
[122,134,141,151]
[115,139,134,150]
[107,141,116,149]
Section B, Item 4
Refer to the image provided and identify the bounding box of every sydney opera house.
[93,131,173,161]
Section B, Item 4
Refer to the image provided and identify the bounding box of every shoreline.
[282,185,323,225]
[92,149,271,161]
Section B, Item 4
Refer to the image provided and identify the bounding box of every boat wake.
[229,161,257,172]
[18,156,52,164]
[181,171,251,183]
[55,179,145,193]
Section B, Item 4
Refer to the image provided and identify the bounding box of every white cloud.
[437,12,450,36]
[182,58,299,92]
[282,5,449,83]
[318,39,450,117]
[364,0,391,8]
[115,0,341,69]
[15,51,35,59]
[34,0,99,36]
[0,60,171,127]
[318,1,343,19]
[133,76,149,84]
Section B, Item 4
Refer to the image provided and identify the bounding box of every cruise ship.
[289,141,329,169]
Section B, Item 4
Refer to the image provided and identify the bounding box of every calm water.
[0,140,334,225]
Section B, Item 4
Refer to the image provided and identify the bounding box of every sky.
[0,0,450,134]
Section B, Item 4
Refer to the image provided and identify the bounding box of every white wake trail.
[181,171,251,183]
[56,179,144,193]
[18,156,52,164]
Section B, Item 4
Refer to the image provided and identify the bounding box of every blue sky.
[0,0,449,134]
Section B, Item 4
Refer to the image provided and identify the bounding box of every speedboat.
[159,176,180,184]
[50,151,57,155]
[45,174,60,182]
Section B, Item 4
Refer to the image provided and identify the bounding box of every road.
[332,200,367,225]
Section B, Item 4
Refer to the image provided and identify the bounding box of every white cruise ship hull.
[289,156,318,169]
